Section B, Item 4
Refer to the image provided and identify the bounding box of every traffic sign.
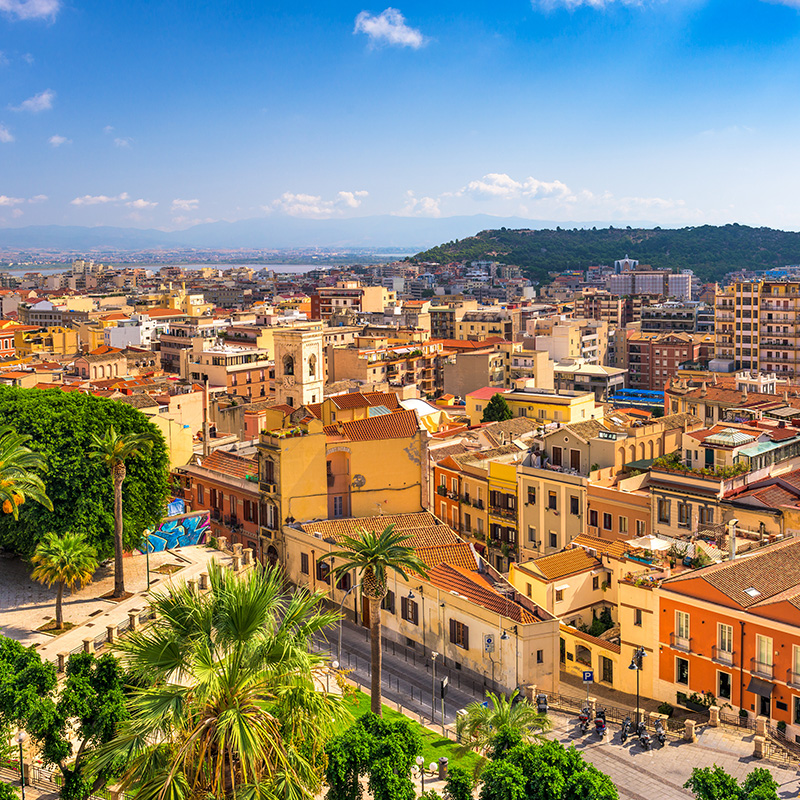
[440,676,449,699]
[484,634,495,654]
[582,670,594,684]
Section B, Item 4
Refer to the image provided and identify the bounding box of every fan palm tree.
[89,426,157,598]
[456,690,551,757]
[0,425,52,519]
[320,524,428,715]
[31,531,98,629]
[93,562,347,800]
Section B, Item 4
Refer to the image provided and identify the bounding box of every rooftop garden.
[261,426,307,439]
[652,451,749,479]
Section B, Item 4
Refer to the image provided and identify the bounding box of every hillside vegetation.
[409,224,800,284]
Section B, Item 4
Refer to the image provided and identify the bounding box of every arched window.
[308,354,316,377]
[283,355,294,376]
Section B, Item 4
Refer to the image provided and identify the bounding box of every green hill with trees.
[409,223,800,284]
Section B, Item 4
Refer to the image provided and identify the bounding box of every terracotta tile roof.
[416,543,479,573]
[481,417,539,446]
[427,563,538,624]
[525,549,600,581]
[116,394,160,409]
[563,625,621,654]
[300,512,452,544]
[466,387,509,401]
[323,409,419,441]
[89,345,124,355]
[329,391,400,410]
[306,403,322,419]
[571,534,630,560]
[200,449,258,480]
[663,539,800,607]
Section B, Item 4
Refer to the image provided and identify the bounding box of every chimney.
[700,381,707,397]
[713,373,718,385]
[727,518,738,561]
[741,390,748,403]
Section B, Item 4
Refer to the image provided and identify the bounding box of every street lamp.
[15,730,25,800]
[414,756,437,792]
[628,646,646,727]
[326,660,339,693]
[337,581,361,663]
[431,651,439,724]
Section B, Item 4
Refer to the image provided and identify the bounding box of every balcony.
[490,506,516,521]
[787,669,800,688]
[711,645,734,666]
[260,481,277,494]
[670,632,692,653]
[751,658,774,679]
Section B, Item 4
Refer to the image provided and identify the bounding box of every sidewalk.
[0,545,233,664]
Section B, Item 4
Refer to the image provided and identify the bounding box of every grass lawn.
[346,690,479,772]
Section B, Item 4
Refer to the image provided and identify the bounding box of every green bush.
[657,702,674,717]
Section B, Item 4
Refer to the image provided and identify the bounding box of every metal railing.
[669,632,692,653]
[711,645,734,666]
[750,658,774,679]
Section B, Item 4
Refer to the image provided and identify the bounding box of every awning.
[747,676,774,698]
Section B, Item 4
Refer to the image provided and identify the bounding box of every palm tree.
[89,426,157,598]
[31,531,98,629]
[93,562,348,800]
[0,425,52,519]
[320,524,428,715]
[456,690,551,757]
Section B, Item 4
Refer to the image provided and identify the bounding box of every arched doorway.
[266,545,278,567]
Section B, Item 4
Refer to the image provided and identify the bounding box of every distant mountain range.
[0,214,661,253]
[411,223,800,284]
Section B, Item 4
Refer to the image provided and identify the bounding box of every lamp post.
[431,651,439,724]
[416,755,425,793]
[501,625,520,689]
[15,730,25,800]
[337,582,361,663]
[628,646,646,727]
[143,529,151,590]
[326,660,339,693]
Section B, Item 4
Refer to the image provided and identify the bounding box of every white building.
[105,313,170,349]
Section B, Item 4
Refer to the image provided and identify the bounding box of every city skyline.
[2,0,800,232]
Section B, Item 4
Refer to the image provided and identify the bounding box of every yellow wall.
[148,415,195,469]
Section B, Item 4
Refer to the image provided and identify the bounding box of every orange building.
[433,458,461,531]
[659,539,800,732]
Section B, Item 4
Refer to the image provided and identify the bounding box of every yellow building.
[282,512,561,694]
[517,454,588,559]
[257,404,429,560]
[465,385,600,427]
[14,326,79,358]
[487,459,521,573]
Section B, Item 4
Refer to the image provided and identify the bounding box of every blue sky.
[2,0,800,231]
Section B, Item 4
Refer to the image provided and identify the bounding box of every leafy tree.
[89,426,158,598]
[30,653,128,800]
[31,531,98,629]
[479,761,526,800]
[445,765,476,800]
[0,636,57,734]
[325,712,422,800]
[0,426,52,519]
[684,765,778,800]
[95,563,347,800]
[321,525,428,715]
[0,388,168,560]
[456,690,550,757]
[501,740,618,800]
[482,395,513,423]
[0,784,18,800]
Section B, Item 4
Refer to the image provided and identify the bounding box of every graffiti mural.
[142,509,210,553]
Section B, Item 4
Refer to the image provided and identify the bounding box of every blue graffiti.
[143,511,210,553]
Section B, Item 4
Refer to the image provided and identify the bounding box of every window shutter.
[449,618,456,644]
[462,625,469,651]
[401,596,408,620]
[412,601,419,625]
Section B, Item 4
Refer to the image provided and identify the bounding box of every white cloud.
[0,0,60,20]
[48,133,70,147]
[354,8,425,48]
[0,195,24,206]
[397,190,441,217]
[0,124,13,143]
[171,198,199,211]
[114,137,132,148]
[103,125,114,134]
[534,0,643,8]
[0,53,8,67]
[461,173,572,201]
[126,198,157,210]
[22,53,33,64]
[28,194,46,203]
[11,88,54,113]
[270,189,369,218]
[10,208,22,218]
[70,192,129,206]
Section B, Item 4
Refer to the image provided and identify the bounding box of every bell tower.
[273,325,324,408]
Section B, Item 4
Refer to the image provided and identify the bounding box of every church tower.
[272,325,324,408]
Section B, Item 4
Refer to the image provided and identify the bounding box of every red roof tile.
[200,449,258,481]
[323,409,419,441]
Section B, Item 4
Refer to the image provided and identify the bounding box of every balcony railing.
[751,658,774,679]
[787,669,800,688]
[711,645,734,666]
[260,481,277,494]
[490,506,516,520]
[670,633,692,653]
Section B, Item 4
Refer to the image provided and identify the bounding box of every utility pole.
[202,377,210,458]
